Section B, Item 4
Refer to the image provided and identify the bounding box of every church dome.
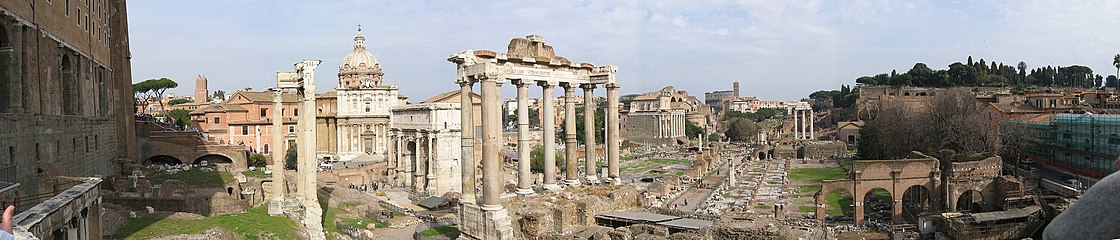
[339,26,384,88]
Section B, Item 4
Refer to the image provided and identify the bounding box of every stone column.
[562,83,580,185]
[810,109,815,140]
[269,89,286,216]
[458,80,477,203]
[427,134,437,194]
[540,82,559,190]
[582,83,599,184]
[480,77,503,209]
[606,83,621,184]
[514,80,533,195]
[791,110,798,139]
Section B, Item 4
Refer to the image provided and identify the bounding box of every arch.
[956,190,984,212]
[859,163,893,180]
[901,185,932,223]
[195,154,234,165]
[862,187,893,224]
[144,155,184,165]
[0,25,11,113]
[757,151,766,160]
[60,53,78,115]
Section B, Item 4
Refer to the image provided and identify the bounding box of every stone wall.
[0,115,118,201]
[622,114,674,145]
[773,145,797,159]
[802,141,847,159]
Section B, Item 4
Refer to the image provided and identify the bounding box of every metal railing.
[0,163,15,185]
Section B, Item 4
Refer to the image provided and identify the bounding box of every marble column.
[427,134,437,194]
[809,110,815,140]
[268,90,286,216]
[458,80,476,203]
[801,109,807,140]
[562,83,580,185]
[582,83,599,184]
[480,77,503,209]
[606,83,621,184]
[514,80,533,195]
[540,81,559,190]
[793,110,800,139]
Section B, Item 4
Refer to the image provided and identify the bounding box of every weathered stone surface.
[161,180,189,198]
[609,227,632,240]
[629,224,669,237]
[802,141,847,159]
[518,209,552,239]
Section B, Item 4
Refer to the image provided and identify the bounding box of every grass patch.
[147,169,233,188]
[799,206,817,212]
[419,225,459,237]
[826,191,854,216]
[800,184,822,193]
[755,204,771,209]
[112,205,299,239]
[241,169,269,179]
[788,167,847,182]
[649,158,693,165]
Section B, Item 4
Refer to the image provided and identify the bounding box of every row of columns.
[340,123,388,154]
[388,132,438,194]
[458,78,621,208]
[656,112,686,138]
[791,108,814,140]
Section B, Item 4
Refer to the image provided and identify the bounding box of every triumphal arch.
[449,35,620,240]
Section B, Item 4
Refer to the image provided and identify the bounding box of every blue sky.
[128,0,1120,102]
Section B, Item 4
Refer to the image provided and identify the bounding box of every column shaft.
[458,81,476,202]
[480,78,502,208]
[515,81,533,194]
[582,84,599,183]
[541,82,558,188]
[606,84,621,183]
[563,84,580,184]
[427,135,436,194]
[810,110,815,140]
[270,91,285,201]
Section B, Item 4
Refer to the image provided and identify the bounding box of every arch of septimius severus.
[449,35,620,240]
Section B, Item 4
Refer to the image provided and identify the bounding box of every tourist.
[1,205,14,240]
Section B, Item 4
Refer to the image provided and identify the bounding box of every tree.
[134,78,179,114]
[685,120,704,139]
[168,98,192,105]
[1017,61,1028,84]
[248,153,267,168]
[284,145,297,170]
[166,109,192,128]
[530,144,563,173]
[723,118,757,142]
[212,90,227,102]
[1113,54,1120,89]
[856,90,995,159]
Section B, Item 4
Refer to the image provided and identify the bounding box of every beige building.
[334,28,407,162]
[0,0,136,239]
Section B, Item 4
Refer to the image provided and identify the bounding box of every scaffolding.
[1004,114,1120,180]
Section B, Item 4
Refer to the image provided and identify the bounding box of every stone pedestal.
[303,203,326,240]
[460,203,513,240]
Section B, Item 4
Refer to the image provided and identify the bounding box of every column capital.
[456,77,476,86]
[538,81,556,88]
[559,82,577,89]
[580,83,597,90]
[605,83,621,89]
[511,79,532,87]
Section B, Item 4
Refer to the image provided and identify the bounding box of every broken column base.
[459,203,514,240]
[543,183,562,192]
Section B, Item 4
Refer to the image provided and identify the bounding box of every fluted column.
[458,80,476,203]
[563,83,580,185]
[606,83,621,184]
[540,82,559,189]
[269,89,286,215]
[514,80,533,195]
[480,77,503,209]
[582,83,599,184]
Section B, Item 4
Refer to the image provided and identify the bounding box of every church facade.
[334,28,407,161]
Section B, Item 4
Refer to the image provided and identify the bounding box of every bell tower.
[195,75,208,103]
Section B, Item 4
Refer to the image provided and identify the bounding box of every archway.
[956,190,984,213]
[60,54,78,115]
[901,185,932,223]
[758,152,766,160]
[196,154,236,172]
[863,188,893,224]
[143,155,184,165]
[407,141,420,191]
[0,25,11,113]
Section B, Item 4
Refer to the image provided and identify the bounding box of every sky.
[128,0,1120,102]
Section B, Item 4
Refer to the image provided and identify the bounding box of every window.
[288,126,295,133]
[73,138,77,153]
[94,135,98,150]
[6,147,13,164]
[66,0,71,16]
[241,126,249,135]
[77,9,82,26]
[261,108,268,117]
[214,117,221,124]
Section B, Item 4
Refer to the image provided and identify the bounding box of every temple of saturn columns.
[449,35,621,240]
[788,101,814,140]
[267,60,326,239]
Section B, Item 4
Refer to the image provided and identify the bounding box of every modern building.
[1004,113,1120,186]
[189,90,300,153]
[0,0,136,238]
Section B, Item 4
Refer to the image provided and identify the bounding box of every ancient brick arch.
[943,156,1002,212]
[142,128,249,172]
[816,152,941,224]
